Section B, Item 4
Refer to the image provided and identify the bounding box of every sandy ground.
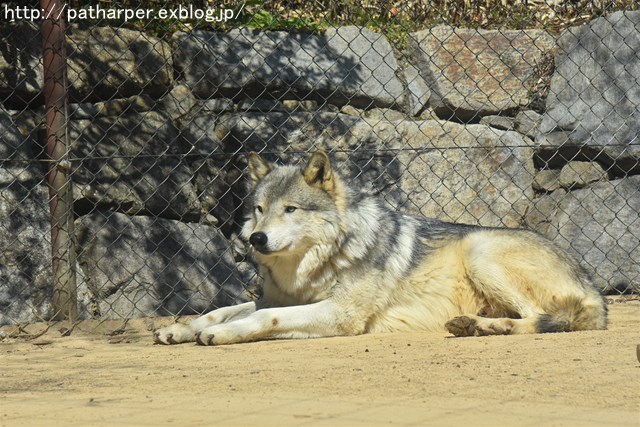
[1,297,639,427]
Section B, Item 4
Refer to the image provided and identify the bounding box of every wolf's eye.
[285,206,297,213]
[255,205,263,214]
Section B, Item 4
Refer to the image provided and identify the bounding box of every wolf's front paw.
[154,323,197,345]
[195,331,216,346]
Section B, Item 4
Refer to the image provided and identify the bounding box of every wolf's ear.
[247,152,272,187]
[303,150,334,192]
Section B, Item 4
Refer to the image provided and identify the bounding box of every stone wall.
[1,11,638,324]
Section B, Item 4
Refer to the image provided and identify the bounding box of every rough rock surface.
[393,121,535,227]
[0,23,42,107]
[558,161,608,189]
[479,115,515,131]
[75,212,248,319]
[0,108,51,324]
[527,176,640,293]
[408,27,555,121]
[172,26,404,108]
[0,24,172,105]
[158,84,198,120]
[69,95,155,119]
[69,112,200,220]
[403,64,431,117]
[536,11,640,175]
[532,169,561,192]
[67,26,173,100]
[514,110,542,139]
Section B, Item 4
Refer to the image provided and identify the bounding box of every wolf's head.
[240,150,344,258]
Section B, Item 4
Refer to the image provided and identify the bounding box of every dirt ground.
[1,297,639,427]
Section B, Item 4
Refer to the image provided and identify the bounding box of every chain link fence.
[0,0,638,329]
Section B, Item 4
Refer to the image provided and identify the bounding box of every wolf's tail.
[536,295,608,333]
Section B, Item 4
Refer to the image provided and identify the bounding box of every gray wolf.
[154,150,607,345]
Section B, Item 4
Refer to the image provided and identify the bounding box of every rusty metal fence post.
[40,0,77,321]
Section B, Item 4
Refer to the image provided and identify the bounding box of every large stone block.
[408,27,555,121]
[0,108,52,324]
[0,24,173,105]
[537,11,640,175]
[526,176,640,293]
[172,26,404,108]
[67,26,173,100]
[394,121,536,227]
[75,212,248,319]
[69,112,200,220]
[0,167,52,324]
[0,23,42,107]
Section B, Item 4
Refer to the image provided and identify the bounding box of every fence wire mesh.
[0,0,638,329]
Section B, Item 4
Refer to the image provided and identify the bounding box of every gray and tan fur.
[155,150,607,345]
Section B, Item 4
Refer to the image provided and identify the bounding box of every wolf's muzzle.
[249,232,268,251]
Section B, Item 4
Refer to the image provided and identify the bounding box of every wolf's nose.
[249,232,268,249]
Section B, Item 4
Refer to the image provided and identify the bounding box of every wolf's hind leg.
[154,302,257,344]
[445,294,607,337]
[445,314,538,337]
